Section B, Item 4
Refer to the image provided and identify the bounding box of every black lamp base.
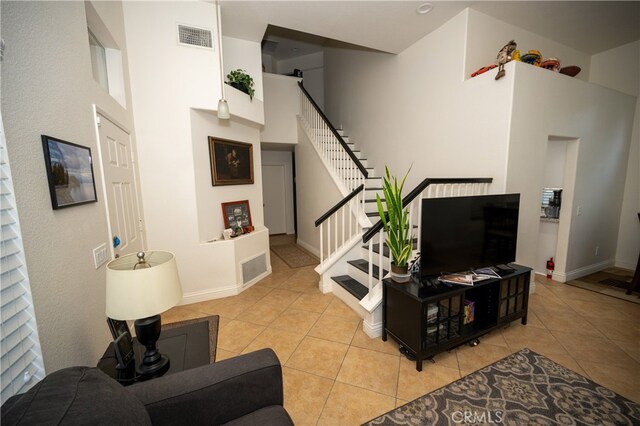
[134,314,170,380]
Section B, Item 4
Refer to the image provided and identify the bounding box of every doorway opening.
[261,144,297,242]
[535,136,579,280]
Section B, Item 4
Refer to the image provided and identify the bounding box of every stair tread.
[347,259,388,280]
[331,275,368,301]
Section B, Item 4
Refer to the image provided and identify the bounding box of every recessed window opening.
[88,28,109,91]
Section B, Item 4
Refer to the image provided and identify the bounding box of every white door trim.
[92,104,146,257]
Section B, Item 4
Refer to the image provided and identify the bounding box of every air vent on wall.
[241,253,267,286]
[177,24,213,49]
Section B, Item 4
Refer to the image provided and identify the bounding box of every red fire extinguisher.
[546,257,555,279]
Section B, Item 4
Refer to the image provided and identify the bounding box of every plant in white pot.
[376,166,413,283]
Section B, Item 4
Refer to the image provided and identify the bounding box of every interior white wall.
[1,1,135,372]
[261,73,302,144]
[506,62,636,281]
[223,36,264,101]
[261,150,296,235]
[465,9,591,82]
[123,2,267,303]
[276,51,324,110]
[589,41,640,270]
[323,7,635,282]
[324,10,513,194]
[295,122,343,254]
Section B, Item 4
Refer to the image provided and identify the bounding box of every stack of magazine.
[438,267,501,286]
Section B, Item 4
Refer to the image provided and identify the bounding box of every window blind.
[0,115,44,404]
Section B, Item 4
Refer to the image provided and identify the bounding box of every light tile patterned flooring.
[163,245,640,425]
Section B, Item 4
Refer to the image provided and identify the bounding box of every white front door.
[95,111,145,257]
[262,164,287,235]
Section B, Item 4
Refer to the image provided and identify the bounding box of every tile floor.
[163,242,640,425]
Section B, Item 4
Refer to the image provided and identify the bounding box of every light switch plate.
[93,243,109,269]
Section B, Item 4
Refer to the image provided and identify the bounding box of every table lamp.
[106,251,182,379]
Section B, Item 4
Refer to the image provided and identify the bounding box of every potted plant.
[376,165,413,283]
[226,69,255,100]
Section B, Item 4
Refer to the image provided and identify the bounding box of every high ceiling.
[221,1,640,59]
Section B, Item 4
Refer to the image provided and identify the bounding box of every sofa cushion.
[1,366,151,425]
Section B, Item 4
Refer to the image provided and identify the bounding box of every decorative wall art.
[221,200,253,235]
[208,137,254,185]
[41,135,98,209]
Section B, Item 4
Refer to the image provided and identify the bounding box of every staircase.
[298,83,492,337]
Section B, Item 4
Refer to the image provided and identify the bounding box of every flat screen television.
[420,194,520,277]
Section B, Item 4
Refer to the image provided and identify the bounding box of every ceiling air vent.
[177,24,213,49]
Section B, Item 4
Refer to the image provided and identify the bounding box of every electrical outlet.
[93,243,109,269]
[576,205,582,216]
[595,246,600,256]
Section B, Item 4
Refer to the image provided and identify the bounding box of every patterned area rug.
[365,348,640,425]
[270,243,318,269]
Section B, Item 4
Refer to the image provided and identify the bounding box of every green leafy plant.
[376,165,413,269]
[226,69,255,100]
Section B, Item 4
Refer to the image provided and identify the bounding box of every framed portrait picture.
[221,200,252,230]
[208,137,254,186]
[41,135,98,209]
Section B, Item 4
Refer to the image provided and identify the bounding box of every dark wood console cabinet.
[382,264,531,371]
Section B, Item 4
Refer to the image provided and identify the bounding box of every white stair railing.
[299,83,367,192]
[315,185,365,273]
[363,179,493,301]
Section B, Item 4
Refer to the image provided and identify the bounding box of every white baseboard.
[296,238,320,258]
[180,285,238,305]
[554,258,615,282]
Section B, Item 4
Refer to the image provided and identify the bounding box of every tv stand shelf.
[382,264,531,371]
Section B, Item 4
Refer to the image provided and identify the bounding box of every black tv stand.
[382,264,531,371]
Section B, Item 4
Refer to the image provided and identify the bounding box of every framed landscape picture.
[208,137,254,186]
[41,135,98,209]
[221,200,252,230]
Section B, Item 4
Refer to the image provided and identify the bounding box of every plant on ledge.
[226,69,255,100]
[376,165,413,283]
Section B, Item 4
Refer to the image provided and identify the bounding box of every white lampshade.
[217,99,230,119]
[106,251,183,320]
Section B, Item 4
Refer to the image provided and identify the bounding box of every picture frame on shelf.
[221,200,252,234]
[106,318,131,341]
[41,135,98,209]
[208,137,254,186]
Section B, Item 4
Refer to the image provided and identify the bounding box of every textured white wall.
[223,36,264,101]
[507,62,636,280]
[1,1,135,372]
[589,41,640,270]
[295,122,343,254]
[123,2,267,302]
[324,10,512,193]
[261,73,302,144]
[323,7,636,282]
[465,9,591,82]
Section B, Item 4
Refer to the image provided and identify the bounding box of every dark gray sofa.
[1,348,293,425]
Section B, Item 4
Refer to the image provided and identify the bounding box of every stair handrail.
[298,82,368,178]
[362,177,494,243]
[315,184,365,227]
